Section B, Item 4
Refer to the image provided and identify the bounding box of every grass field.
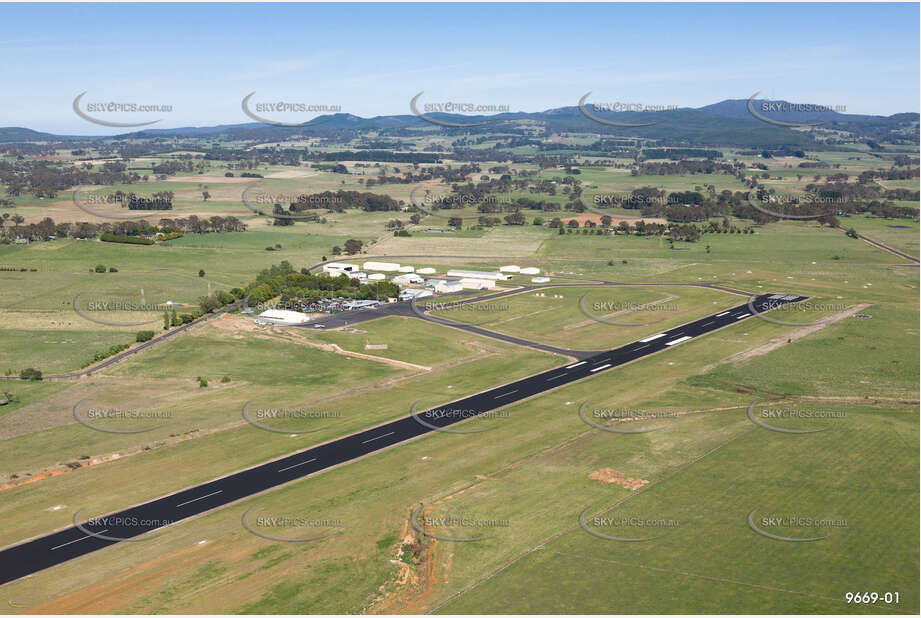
[428,285,742,351]
[0,145,916,614]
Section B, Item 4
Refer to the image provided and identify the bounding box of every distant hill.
[1,99,916,148]
[0,127,65,143]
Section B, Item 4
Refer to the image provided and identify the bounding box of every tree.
[272,204,293,226]
[343,239,363,255]
[94,264,106,273]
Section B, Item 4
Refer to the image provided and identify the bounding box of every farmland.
[0,79,917,615]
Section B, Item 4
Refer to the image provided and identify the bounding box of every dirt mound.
[589,468,649,490]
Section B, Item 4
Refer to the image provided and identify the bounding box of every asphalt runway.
[0,293,806,586]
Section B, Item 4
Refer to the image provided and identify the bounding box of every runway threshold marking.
[176,490,223,508]
[362,431,395,444]
[278,458,318,473]
[639,333,667,342]
[589,364,612,373]
[735,313,751,319]
[716,311,730,317]
[51,530,109,551]
[665,336,692,346]
[566,361,586,369]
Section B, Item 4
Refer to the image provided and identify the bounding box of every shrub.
[136,330,155,342]
[221,376,231,383]
[109,267,118,273]
[19,367,42,381]
[94,264,107,273]
[199,377,208,388]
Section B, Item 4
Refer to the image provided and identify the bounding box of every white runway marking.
[665,336,692,346]
[566,361,586,369]
[590,364,612,373]
[735,313,751,319]
[362,431,395,444]
[51,530,109,550]
[716,311,731,317]
[177,490,223,508]
[701,321,715,326]
[639,333,667,342]
[278,458,318,473]
[495,389,519,399]
[546,373,567,381]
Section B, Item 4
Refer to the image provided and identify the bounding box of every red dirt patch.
[589,468,649,490]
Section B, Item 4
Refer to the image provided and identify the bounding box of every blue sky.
[1,2,918,134]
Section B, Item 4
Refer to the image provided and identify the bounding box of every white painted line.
[177,490,223,508]
[639,333,667,343]
[701,321,715,326]
[278,457,318,473]
[362,431,395,444]
[716,311,731,317]
[735,313,751,319]
[51,529,109,550]
[665,336,692,346]
[565,361,586,369]
[634,344,649,351]
[546,373,567,381]
[592,358,611,365]
[495,389,519,399]
[589,364,612,373]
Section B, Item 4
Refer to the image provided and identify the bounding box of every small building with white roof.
[322,262,359,275]
[255,309,310,326]
[447,269,511,281]
[363,261,401,272]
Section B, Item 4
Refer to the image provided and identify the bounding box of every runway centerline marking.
[592,358,611,365]
[177,490,223,508]
[546,373,567,381]
[701,321,715,326]
[278,458,318,473]
[495,389,519,399]
[362,431,395,444]
[51,530,109,551]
